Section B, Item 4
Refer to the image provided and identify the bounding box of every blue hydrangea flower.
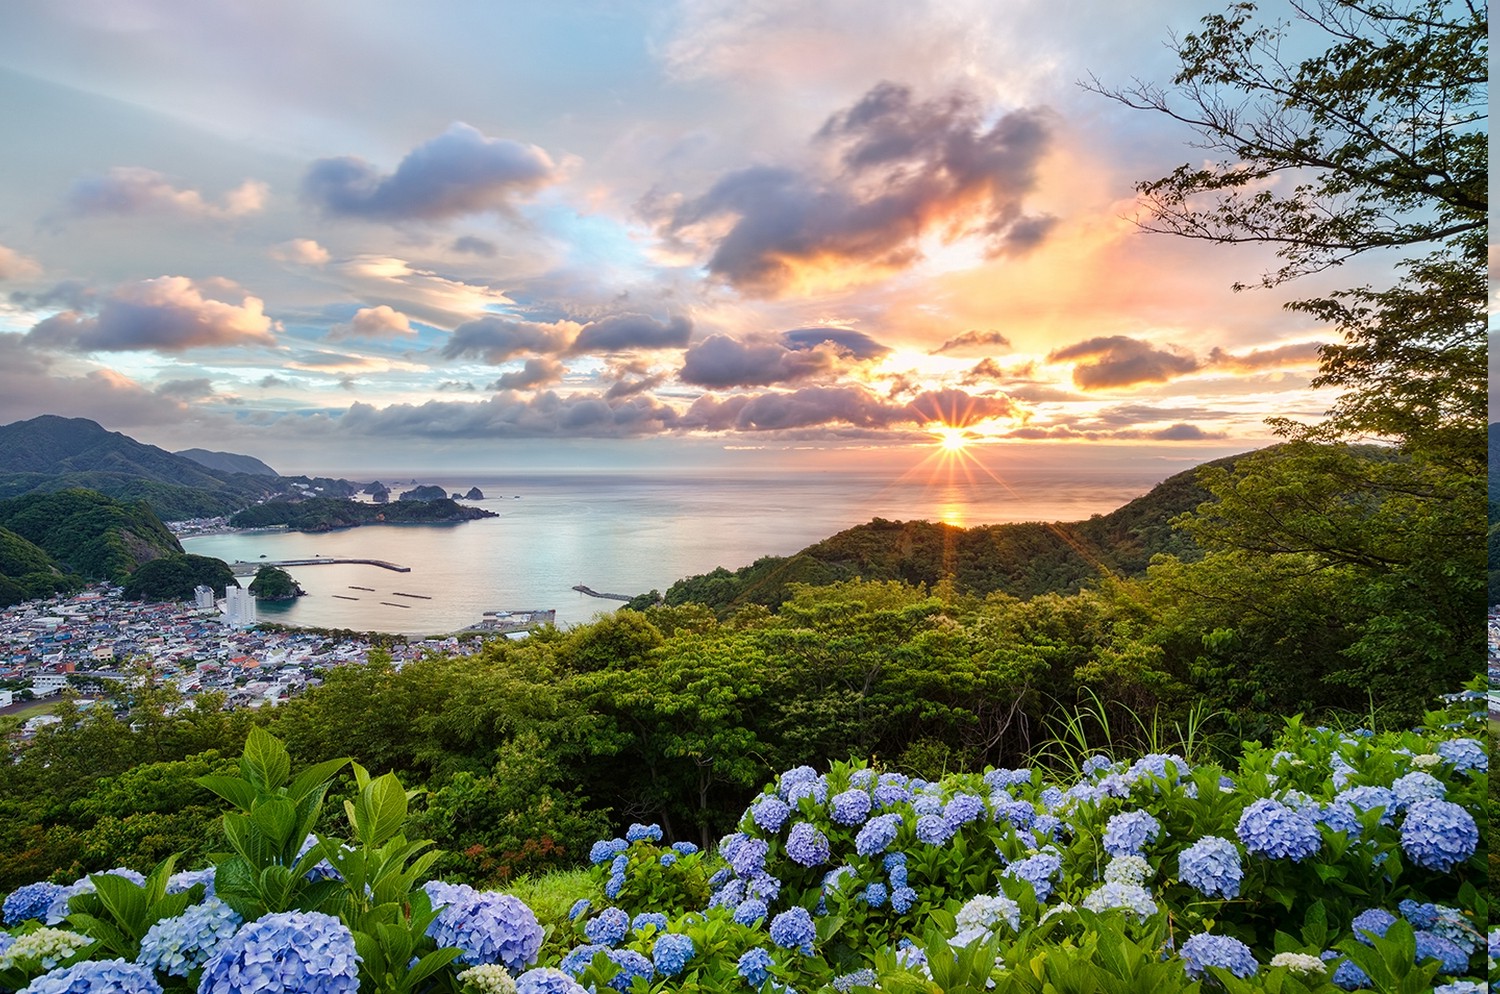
[1391,771,1445,808]
[1177,836,1242,899]
[1039,787,1064,811]
[659,852,678,867]
[1435,737,1486,772]
[734,899,768,926]
[1031,813,1064,843]
[163,868,215,897]
[651,933,694,976]
[830,788,872,826]
[589,839,627,864]
[855,813,902,856]
[584,907,630,946]
[626,823,662,843]
[873,776,911,808]
[738,947,774,986]
[1126,753,1189,785]
[751,795,792,833]
[1431,983,1486,994]
[1413,930,1468,973]
[1336,785,1397,824]
[778,766,819,797]
[891,886,917,913]
[1080,882,1157,922]
[199,910,359,994]
[1397,899,1437,928]
[425,880,480,910]
[862,882,888,908]
[603,872,625,900]
[954,894,1021,935]
[1081,755,1115,777]
[769,907,816,954]
[1179,933,1257,979]
[1350,908,1397,943]
[1400,902,1480,954]
[4,882,64,925]
[631,911,667,934]
[984,768,1034,789]
[559,943,608,976]
[707,878,744,910]
[426,891,543,970]
[730,836,769,878]
[19,958,163,994]
[914,813,953,846]
[136,897,242,977]
[604,949,653,992]
[609,853,628,877]
[1328,953,1371,990]
[786,777,827,806]
[671,841,699,856]
[1004,852,1062,902]
[833,968,879,992]
[1102,810,1161,856]
[993,799,1037,830]
[1399,798,1478,872]
[46,869,146,924]
[885,852,909,889]
[943,794,986,830]
[1311,801,1361,838]
[911,793,943,816]
[786,823,830,867]
[746,872,782,902]
[295,835,343,882]
[720,832,749,862]
[516,967,588,994]
[1236,798,1321,861]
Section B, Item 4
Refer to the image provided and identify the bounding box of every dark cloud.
[605,371,669,400]
[303,123,556,222]
[441,316,570,363]
[1150,423,1223,440]
[665,82,1054,295]
[932,329,1011,354]
[10,280,95,311]
[292,351,366,368]
[153,378,215,400]
[334,392,678,439]
[678,384,1010,433]
[781,327,889,359]
[960,358,1006,384]
[450,235,499,257]
[489,357,565,390]
[26,276,276,353]
[678,334,836,387]
[60,167,267,220]
[436,380,477,392]
[570,314,692,353]
[905,388,1016,427]
[1206,342,1323,371]
[258,375,287,388]
[1047,335,1200,389]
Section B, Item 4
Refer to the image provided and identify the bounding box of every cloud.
[451,235,498,257]
[1149,423,1223,440]
[441,315,572,363]
[905,387,1016,426]
[605,371,669,400]
[664,82,1055,295]
[932,329,1011,354]
[333,392,679,439]
[62,167,267,220]
[436,380,477,392]
[303,122,557,222]
[258,375,287,388]
[153,377,215,400]
[1206,342,1323,371]
[570,314,692,353]
[678,333,837,387]
[328,304,414,341]
[489,357,565,390]
[0,244,42,281]
[1047,335,1199,389]
[781,327,889,359]
[678,384,1011,432]
[271,238,331,265]
[26,276,277,353]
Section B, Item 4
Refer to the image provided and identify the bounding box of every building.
[193,585,215,610]
[31,673,68,697]
[220,586,256,628]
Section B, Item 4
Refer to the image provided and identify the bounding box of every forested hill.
[649,450,1245,612]
[0,415,356,519]
[174,447,279,477]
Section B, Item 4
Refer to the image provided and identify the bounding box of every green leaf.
[249,796,300,850]
[197,774,258,811]
[287,756,351,803]
[89,873,147,935]
[241,726,292,791]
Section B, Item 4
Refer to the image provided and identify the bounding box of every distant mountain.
[175,447,279,478]
[651,452,1247,613]
[0,416,357,519]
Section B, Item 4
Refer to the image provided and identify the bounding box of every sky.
[0,0,1400,475]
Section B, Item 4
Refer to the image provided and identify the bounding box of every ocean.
[182,467,1170,635]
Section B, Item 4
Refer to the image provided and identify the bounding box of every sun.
[933,426,969,452]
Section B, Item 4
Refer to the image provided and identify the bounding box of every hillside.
[0,488,182,584]
[175,447,279,477]
[652,451,1241,613]
[230,496,497,531]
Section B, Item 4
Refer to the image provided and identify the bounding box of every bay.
[182,467,1169,635]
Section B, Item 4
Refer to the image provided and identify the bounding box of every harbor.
[228,557,411,574]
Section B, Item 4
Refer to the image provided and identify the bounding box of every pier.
[228,558,411,574]
[572,584,633,602]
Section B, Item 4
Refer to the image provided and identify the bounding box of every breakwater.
[572,584,633,601]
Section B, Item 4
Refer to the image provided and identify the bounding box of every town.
[0,583,499,734]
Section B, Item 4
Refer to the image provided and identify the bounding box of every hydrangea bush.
[0,688,1486,992]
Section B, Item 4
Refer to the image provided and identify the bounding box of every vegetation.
[122,554,238,603]
[249,565,303,601]
[230,497,497,532]
[0,489,182,584]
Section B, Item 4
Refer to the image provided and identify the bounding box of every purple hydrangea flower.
[19,958,163,994]
[199,910,360,994]
[1236,798,1321,861]
[1179,933,1257,979]
[1102,810,1161,856]
[651,933,695,976]
[1400,798,1478,872]
[786,823,830,867]
[584,907,630,946]
[751,795,792,833]
[426,891,543,970]
[516,967,588,994]
[830,788,873,826]
[855,813,902,856]
[769,907,816,954]
[1177,836,1242,899]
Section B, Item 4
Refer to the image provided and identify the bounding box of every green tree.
[248,564,302,600]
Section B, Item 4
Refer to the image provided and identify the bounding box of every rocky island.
[228,496,497,533]
[398,484,448,501]
[248,564,304,600]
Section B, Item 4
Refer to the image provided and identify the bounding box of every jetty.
[573,584,632,602]
[379,601,411,609]
[392,591,432,600]
[228,558,410,574]
[467,608,557,634]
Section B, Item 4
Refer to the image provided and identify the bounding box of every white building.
[31,673,69,697]
[193,585,216,609]
[220,586,257,627]
[0,689,12,707]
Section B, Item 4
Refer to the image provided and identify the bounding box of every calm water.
[183,468,1166,635]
